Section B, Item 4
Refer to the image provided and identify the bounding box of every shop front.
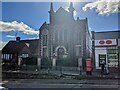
[107,47,118,67]
[95,39,118,69]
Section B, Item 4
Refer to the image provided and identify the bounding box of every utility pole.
[91,31,95,69]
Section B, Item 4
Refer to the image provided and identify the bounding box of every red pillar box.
[86,58,92,75]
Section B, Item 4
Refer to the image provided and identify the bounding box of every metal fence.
[2,65,120,79]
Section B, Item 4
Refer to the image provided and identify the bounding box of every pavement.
[1,69,120,90]
[58,70,120,80]
[1,79,120,90]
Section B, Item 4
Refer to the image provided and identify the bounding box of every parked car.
[0,86,9,90]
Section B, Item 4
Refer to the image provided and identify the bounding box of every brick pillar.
[37,57,41,70]
[52,58,56,67]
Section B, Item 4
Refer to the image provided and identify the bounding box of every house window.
[2,54,3,59]
[22,54,29,58]
[6,54,9,60]
[3,54,5,59]
[10,54,13,59]
[2,54,11,60]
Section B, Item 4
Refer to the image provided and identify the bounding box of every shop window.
[99,54,106,67]
[107,47,118,67]
[107,47,118,54]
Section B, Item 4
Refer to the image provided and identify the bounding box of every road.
[2,79,120,90]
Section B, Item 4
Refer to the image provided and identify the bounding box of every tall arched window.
[41,29,48,46]
[41,29,49,58]
[43,35,47,46]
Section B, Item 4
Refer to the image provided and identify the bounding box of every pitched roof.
[21,39,39,54]
[39,22,49,31]
[56,7,68,14]
[2,39,39,55]
[55,7,75,24]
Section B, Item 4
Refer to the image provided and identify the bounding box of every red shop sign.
[99,40,105,44]
[106,40,112,44]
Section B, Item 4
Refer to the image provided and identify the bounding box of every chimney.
[16,37,21,42]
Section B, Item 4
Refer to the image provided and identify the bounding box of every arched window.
[41,29,49,58]
[43,35,47,46]
[41,29,48,46]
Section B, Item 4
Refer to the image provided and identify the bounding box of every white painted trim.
[55,45,67,56]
